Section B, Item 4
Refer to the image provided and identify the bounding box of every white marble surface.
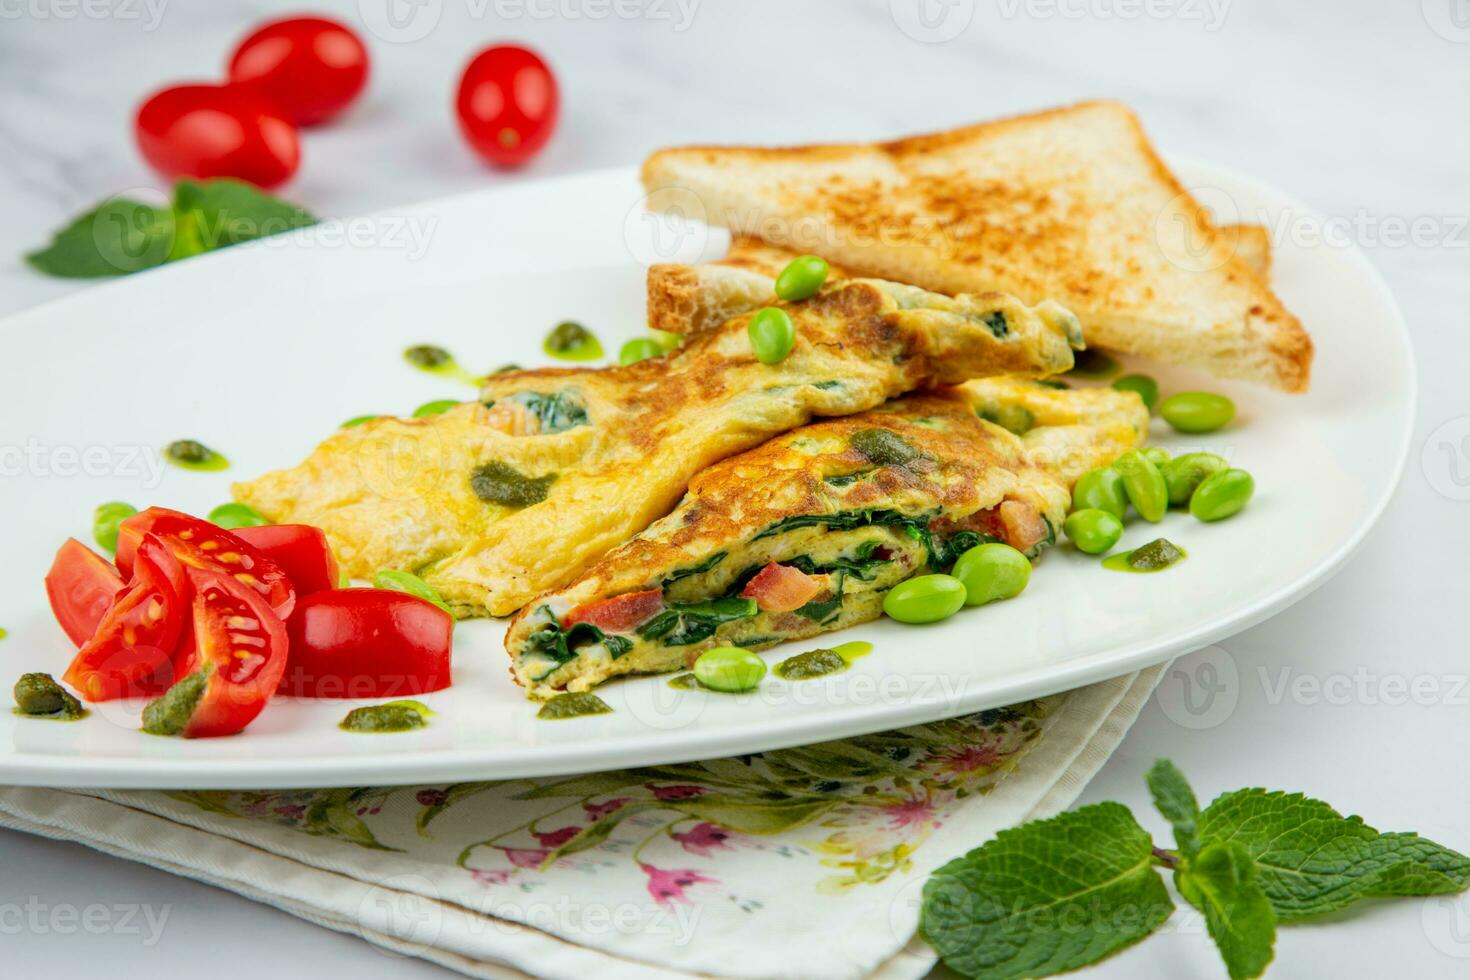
[3,0,1469,977]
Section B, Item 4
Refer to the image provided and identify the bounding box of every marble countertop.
[4,0,1469,977]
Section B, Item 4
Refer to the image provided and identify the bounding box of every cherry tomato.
[144,569,289,737]
[115,507,295,619]
[455,45,558,167]
[227,16,369,126]
[135,84,300,188]
[563,589,664,634]
[740,562,825,613]
[279,589,452,699]
[63,535,189,702]
[45,539,124,647]
[233,524,339,598]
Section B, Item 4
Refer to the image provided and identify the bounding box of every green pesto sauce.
[850,428,922,467]
[667,672,705,690]
[1067,348,1122,380]
[469,461,556,508]
[141,671,209,736]
[543,321,604,362]
[537,692,613,720]
[404,344,479,386]
[340,700,433,733]
[1102,538,1187,573]
[164,439,229,471]
[775,641,874,681]
[12,673,86,721]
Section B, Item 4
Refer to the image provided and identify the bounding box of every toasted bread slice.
[642,101,1310,391]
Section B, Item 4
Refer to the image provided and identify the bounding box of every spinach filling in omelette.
[234,280,1083,617]
[504,379,1147,698]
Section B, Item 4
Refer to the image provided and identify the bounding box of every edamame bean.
[207,502,268,530]
[412,399,459,418]
[650,329,682,353]
[951,544,1031,606]
[693,646,767,693]
[1189,468,1255,522]
[1162,452,1230,507]
[1062,509,1124,555]
[374,569,453,614]
[883,574,968,623]
[774,255,829,302]
[1112,373,1159,410]
[92,501,137,553]
[747,307,796,365]
[619,337,663,365]
[1160,391,1235,433]
[341,415,380,428]
[1113,449,1168,523]
[1072,467,1128,520]
[1141,447,1170,469]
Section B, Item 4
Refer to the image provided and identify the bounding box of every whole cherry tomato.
[455,45,558,167]
[135,84,300,188]
[228,16,370,126]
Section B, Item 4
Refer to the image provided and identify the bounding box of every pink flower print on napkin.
[640,864,717,906]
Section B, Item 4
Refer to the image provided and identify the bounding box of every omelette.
[234,279,1083,617]
[504,379,1147,698]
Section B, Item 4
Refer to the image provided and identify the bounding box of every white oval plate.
[0,162,1413,788]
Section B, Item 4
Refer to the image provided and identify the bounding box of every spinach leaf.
[637,597,758,647]
[505,391,589,434]
[661,551,727,587]
[524,615,633,680]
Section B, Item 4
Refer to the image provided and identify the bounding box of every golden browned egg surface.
[504,380,1145,699]
[234,280,1081,616]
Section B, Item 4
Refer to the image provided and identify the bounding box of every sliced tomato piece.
[63,535,188,701]
[45,538,125,646]
[233,524,339,598]
[562,588,664,634]
[141,569,289,738]
[279,589,452,698]
[116,507,295,618]
[999,500,1050,553]
[740,562,824,613]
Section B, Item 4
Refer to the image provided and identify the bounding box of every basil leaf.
[172,178,315,248]
[921,802,1172,979]
[26,198,175,278]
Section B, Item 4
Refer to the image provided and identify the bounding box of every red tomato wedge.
[63,535,188,701]
[141,569,289,738]
[279,589,452,699]
[116,508,295,619]
[562,589,664,634]
[999,500,1050,553]
[45,538,124,646]
[740,563,824,613]
[233,524,339,598]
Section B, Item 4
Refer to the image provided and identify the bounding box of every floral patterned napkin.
[0,664,1163,980]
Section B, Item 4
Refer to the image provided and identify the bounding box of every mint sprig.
[921,759,1469,980]
[26,179,315,279]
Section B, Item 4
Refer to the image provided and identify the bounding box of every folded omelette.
[504,379,1146,697]
[234,280,1083,616]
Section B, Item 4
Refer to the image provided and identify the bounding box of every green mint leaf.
[1146,759,1201,857]
[26,198,175,278]
[172,179,316,249]
[921,802,1173,980]
[1198,788,1470,920]
[1176,840,1276,980]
